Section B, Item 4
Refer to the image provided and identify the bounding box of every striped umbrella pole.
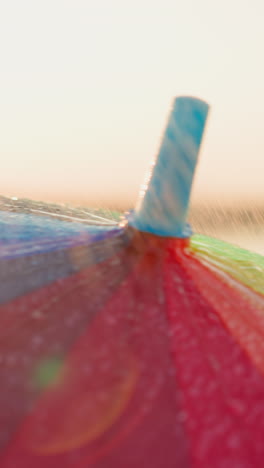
[129,96,209,237]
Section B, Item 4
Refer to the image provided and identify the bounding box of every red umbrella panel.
[1,97,264,468]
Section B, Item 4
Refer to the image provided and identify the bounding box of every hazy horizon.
[4,189,264,211]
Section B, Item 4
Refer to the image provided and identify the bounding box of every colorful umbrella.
[1,96,264,468]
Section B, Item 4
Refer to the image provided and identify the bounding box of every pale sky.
[1,0,264,208]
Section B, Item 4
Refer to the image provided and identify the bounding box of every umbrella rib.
[79,210,119,224]
[28,209,118,226]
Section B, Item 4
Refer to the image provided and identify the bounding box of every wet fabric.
[1,211,264,468]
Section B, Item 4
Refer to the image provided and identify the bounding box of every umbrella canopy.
[1,97,264,468]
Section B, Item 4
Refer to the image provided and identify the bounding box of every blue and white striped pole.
[128,96,209,237]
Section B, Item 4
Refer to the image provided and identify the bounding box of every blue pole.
[128,96,209,237]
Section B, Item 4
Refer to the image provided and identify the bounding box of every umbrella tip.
[128,96,209,237]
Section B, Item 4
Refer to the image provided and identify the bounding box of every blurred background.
[1,0,264,253]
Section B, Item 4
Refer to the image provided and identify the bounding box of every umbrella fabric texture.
[1,97,264,468]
